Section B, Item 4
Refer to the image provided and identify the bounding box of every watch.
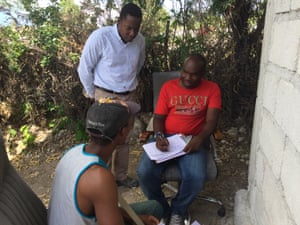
[154,131,165,139]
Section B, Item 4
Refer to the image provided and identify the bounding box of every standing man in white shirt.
[77,3,145,188]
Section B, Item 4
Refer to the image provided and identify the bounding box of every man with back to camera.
[137,54,222,225]
[77,3,145,188]
[48,98,163,225]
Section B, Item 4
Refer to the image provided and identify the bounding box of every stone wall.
[234,1,300,225]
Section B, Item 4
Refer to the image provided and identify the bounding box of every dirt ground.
[8,112,250,225]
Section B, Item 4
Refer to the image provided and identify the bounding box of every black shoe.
[116,176,139,188]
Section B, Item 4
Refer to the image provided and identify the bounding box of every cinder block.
[252,189,269,225]
[269,20,300,71]
[291,0,300,10]
[262,165,291,225]
[248,151,264,214]
[247,144,257,187]
[248,115,261,186]
[234,189,254,225]
[254,151,266,190]
[259,114,285,179]
[274,0,290,13]
[261,67,281,114]
[248,181,257,211]
[297,55,300,75]
[274,79,300,149]
[281,141,300,225]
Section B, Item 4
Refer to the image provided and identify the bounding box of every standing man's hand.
[82,88,94,100]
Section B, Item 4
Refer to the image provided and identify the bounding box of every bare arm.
[77,166,124,225]
[153,114,166,134]
[78,165,161,225]
[184,108,220,153]
[153,114,169,151]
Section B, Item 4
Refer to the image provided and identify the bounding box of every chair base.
[196,195,226,217]
[162,183,226,218]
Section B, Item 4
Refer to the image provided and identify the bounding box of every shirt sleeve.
[77,29,103,98]
[154,82,170,115]
[208,83,222,109]
[137,35,146,74]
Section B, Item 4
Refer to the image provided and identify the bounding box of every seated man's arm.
[184,108,220,153]
[153,114,169,151]
[153,114,166,134]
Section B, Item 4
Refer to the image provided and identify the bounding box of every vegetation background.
[0,0,266,153]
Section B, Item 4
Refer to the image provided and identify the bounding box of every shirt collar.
[113,24,123,43]
[113,23,138,45]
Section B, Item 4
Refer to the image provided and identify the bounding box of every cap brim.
[126,101,141,115]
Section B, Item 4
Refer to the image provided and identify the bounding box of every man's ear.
[117,125,130,140]
[119,126,126,136]
[199,70,206,77]
[112,131,123,145]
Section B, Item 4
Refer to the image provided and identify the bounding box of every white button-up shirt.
[77,24,145,97]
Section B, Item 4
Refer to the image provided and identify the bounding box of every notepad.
[142,134,192,163]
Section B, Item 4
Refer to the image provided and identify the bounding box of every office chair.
[0,130,48,225]
[149,71,226,218]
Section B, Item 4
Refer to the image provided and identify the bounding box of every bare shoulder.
[79,164,116,195]
[77,164,123,225]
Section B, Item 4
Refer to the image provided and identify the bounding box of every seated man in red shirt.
[137,54,222,225]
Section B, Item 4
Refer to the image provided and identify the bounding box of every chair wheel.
[217,206,226,217]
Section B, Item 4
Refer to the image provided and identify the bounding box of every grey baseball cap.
[86,99,140,141]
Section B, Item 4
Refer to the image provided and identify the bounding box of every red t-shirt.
[155,78,222,135]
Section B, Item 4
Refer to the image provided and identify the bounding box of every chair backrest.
[152,71,218,182]
[0,131,48,225]
[152,71,180,109]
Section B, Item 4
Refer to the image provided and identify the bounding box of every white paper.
[158,219,201,225]
[191,220,201,225]
[143,134,191,163]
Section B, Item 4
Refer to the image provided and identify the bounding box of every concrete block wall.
[234,1,300,225]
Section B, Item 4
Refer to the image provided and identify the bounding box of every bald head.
[183,54,206,74]
[180,54,207,89]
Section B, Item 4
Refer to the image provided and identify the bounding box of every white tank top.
[48,144,108,225]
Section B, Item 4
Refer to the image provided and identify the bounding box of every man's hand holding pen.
[155,132,169,152]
